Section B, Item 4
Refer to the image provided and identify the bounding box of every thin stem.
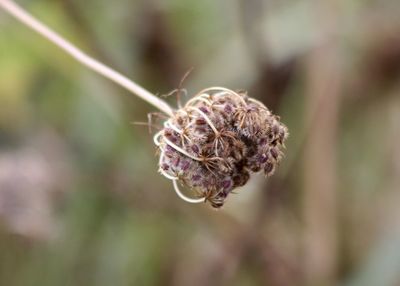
[198,87,247,105]
[172,180,204,204]
[162,137,201,162]
[0,0,174,117]
[187,106,219,135]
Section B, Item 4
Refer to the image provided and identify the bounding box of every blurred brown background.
[1,0,400,285]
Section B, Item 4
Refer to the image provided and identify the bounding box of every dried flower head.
[154,87,288,208]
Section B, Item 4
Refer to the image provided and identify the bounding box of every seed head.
[154,87,288,208]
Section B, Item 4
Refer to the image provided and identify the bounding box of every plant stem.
[0,0,174,117]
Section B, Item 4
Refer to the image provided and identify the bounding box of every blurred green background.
[1,0,400,285]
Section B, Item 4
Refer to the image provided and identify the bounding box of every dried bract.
[154,87,288,208]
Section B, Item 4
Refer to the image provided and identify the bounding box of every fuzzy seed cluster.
[154,87,288,208]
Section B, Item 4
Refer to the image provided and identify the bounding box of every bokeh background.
[1,0,400,285]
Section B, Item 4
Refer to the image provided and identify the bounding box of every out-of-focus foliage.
[1,0,400,285]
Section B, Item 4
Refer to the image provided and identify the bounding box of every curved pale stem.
[0,0,174,117]
[197,87,247,105]
[173,180,204,204]
[162,138,201,161]
[187,107,219,135]
[185,93,212,107]
[153,131,164,146]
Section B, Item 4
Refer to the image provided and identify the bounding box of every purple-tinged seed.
[199,106,209,114]
[181,160,190,171]
[191,144,200,154]
[192,174,201,181]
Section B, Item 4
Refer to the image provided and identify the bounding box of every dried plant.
[0,0,288,208]
[155,87,288,208]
